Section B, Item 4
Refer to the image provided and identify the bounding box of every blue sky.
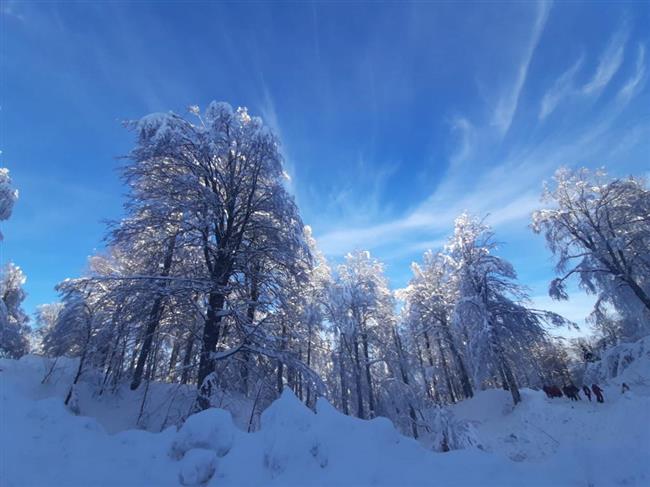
[1,1,649,331]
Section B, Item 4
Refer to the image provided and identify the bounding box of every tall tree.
[401,251,473,403]
[326,251,394,419]
[123,102,307,409]
[532,167,650,338]
[0,168,29,358]
[449,213,569,405]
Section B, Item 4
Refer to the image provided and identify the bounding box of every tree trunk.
[277,360,284,395]
[305,323,313,407]
[423,331,442,402]
[436,337,457,403]
[442,323,473,399]
[180,332,195,385]
[65,322,92,407]
[353,336,365,419]
[196,291,227,409]
[240,274,258,396]
[490,321,520,405]
[393,328,418,439]
[167,339,180,381]
[277,323,287,396]
[501,358,521,404]
[65,348,87,407]
[625,276,650,314]
[361,332,375,417]
[414,335,435,401]
[130,235,176,390]
[339,334,349,415]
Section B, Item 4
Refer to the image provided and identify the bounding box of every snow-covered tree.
[400,251,473,404]
[0,169,29,358]
[424,405,478,452]
[325,250,395,419]
[0,263,30,358]
[121,102,308,409]
[532,167,650,340]
[32,302,64,354]
[449,213,570,405]
[0,167,18,232]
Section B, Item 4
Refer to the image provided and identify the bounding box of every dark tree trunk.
[353,336,365,419]
[180,332,195,385]
[305,324,313,407]
[414,335,435,401]
[436,337,457,403]
[277,323,287,396]
[130,235,176,390]
[167,339,180,381]
[361,331,375,417]
[442,322,473,399]
[625,277,650,314]
[393,328,419,439]
[501,358,521,404]
[65,321,92,408]
[196,290,227,409]
[490,321,521,405]
[277,360,284,395]
[423,331,442,402]
[339,334,349,415]
[240,273,258,396]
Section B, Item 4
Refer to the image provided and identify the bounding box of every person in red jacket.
[592,383,604,403]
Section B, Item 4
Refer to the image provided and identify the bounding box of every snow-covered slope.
[0,355,252,434]
[584,335,650,385]
[2,353,649,487]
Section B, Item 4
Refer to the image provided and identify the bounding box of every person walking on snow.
[591,384,604,403]
[582,385,592,401]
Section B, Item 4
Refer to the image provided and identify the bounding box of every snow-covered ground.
[1,344,649,487]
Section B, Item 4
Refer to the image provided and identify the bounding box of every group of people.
[542,383,605,403]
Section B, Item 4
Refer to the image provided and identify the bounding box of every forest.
[1,101,649,447]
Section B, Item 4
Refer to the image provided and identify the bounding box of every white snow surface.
[1,349,649,487]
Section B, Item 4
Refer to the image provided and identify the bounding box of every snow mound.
[171,408,237,459]
[178,449,217,486]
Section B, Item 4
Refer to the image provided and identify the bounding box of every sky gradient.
[1,1,649,333]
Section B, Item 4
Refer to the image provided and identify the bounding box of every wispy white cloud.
[316,167,542,255]
[539,55,584,120]
[448,116,476,170]
[310,5,647,311]
[492,0,551,135]
[582,24,628,96]
[539,23,637,121]
[315,88,643,257]
[616,43,646,103]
